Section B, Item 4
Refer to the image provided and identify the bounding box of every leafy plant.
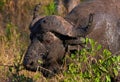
[62,38,120,82]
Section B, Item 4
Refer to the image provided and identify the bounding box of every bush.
[62,38,120,82]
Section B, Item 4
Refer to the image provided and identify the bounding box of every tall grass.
[0,23,29,82]
[0,0,120,82]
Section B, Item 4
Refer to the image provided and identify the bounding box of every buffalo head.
[23,37,47,71]
[23,31,66,77]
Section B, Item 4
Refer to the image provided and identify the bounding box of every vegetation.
[0,0,120,82]
[0,0,5,11]
[62,38,120,82]
[43,1,57,15]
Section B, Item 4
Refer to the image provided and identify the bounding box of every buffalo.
[23,0,120,80]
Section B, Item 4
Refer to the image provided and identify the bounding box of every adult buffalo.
[23,0,120,80]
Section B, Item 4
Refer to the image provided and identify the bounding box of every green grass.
[43,1,57,15]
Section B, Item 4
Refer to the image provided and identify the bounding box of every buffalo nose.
[23,60,38,71]
[24,60,34,67]
[26,61,34,67]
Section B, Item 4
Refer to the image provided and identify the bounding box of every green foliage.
[0,0,5,11]
[63,38,120,82]
[43,1,57,15]
[33,72,41,81]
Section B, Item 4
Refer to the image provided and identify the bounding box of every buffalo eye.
[42,19,47,23]
[40,53,47,59]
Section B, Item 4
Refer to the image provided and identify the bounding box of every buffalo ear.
[85,13,95,35]
[75,13,95,37]
[29,3,44,32]
[87,13,94,27]
[33,3,41,20]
